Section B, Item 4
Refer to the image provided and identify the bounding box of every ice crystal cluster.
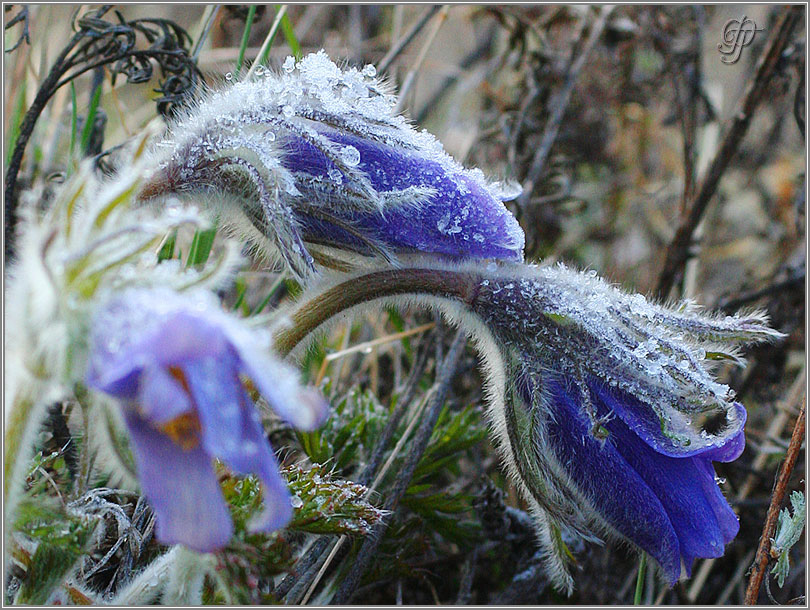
[141,51,525,280]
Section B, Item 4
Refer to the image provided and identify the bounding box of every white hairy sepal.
[470,262,781,454]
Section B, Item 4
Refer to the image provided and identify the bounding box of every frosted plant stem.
[109,547,179,605]
[274,268,476,357]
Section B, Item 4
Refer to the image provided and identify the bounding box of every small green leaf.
[234,5,257,75]
[279,10,301,59]
[186,227,217,267]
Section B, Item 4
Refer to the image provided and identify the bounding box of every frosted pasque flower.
[286,259,782,591]
[461,262,782,592]
[140,51,525,280]
[86,287,328,551]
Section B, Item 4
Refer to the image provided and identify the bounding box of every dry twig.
[744,398,806,605]
[655,5,803,298]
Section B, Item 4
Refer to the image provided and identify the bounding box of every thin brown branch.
[655,6,803,298]
[330,329,469,604]
[515,5,614,210]
[377,5,442,74]
[744,397,806,605]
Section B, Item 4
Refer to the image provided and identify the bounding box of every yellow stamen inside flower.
[159,412,202,450]
[158,366,201,450]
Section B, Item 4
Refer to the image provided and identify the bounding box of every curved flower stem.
[273,267,479,357]
[744,398,806,605]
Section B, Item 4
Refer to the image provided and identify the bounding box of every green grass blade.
[280,10,301,59]
[249,5,287,76]
[79,84,102,157]
[185,227,217,267]
[6,81,27,169]
[633,553,647,605]
[234,5,257,76]
[157,230,177,262]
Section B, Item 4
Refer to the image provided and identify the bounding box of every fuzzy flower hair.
[140,51,525,280]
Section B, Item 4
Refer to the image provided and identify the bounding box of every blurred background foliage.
[3,4,805,605]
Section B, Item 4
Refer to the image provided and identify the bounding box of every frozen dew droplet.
[265,130,276,142]
[282,104,295,118]
[283,56,296,73]
[339,144,361,167]
[290,495,304,508]
[362,64,377,78]
[225,72,233,81]
[328,168,343,184]
[255,65,265,76]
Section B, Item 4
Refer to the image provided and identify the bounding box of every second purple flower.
[86,287,328,552]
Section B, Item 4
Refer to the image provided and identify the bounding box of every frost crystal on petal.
[141,50,525,281]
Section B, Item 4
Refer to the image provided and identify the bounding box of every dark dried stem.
[655,6,803,298]
[275,332,434,601]
[4,29,85,260]
[744,398,806,605]
[515,5,614,210]
[330,329,468,604]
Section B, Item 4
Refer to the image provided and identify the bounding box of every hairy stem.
[273,267,479,357]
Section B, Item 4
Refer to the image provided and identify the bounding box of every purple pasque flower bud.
[140,51,524,281]
[462,261,782,592]
[86,287,328,552]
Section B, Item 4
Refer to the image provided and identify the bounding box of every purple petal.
[183,357,294,532]
[543,378,682,582]
[136,365,192,424]
[124,411,233,552]
[590,382,747,460]
[545,377,741,583]
[284,132,525,261]
[604,406,740,578]
[236,348,329,430]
